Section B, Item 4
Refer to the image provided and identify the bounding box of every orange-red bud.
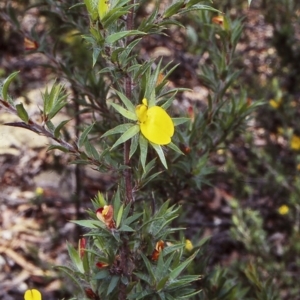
[96,205,115,229]
[151,240,165,261]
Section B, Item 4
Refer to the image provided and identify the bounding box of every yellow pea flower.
[185,239,193,251]
[290,134,300,150]
[269,99,281,109]
[278,205,289,215]
[136,98,174,145]
[24,289,42,300]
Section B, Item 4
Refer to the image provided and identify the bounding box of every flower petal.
[140,106,174,145]
[24,289,42,300]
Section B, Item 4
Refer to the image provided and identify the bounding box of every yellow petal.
[135,103,148,123]
[140,106,174,145]
[24,289,42,300]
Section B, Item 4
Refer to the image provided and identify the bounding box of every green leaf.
[92,47,101,67]
[47,145,69,152]
[118,225,135,232]
[102,123,134,138]
[16,103,29,123]
[114,90,136,112]
[72,220,103,229]
[110,102,137,120]
[167,142,184,155]
[84,140,100,160]
[84,0,98,20]
[163,0,185,18]
[1,71,20,101]
[157,276,169,291]
[112,187,121,220]
[140,253,156,284]
[105,30,146,44]
[78,123,94,148]
[172,117,190,126]
[54,119,70,139]
[107,276,120,296]
[116,204,124,228]
[169,251,199,280]
[130,133,139,159]
[56,266,85,296]
[124,212,143,226]
[67,241,84,273]
[151,143,167,169]
[110,124,140,150]
[139,134,148,172]
[46,120,55,133]
[43,83,68,120]
[180,4,220,14]
[94,269,110,280]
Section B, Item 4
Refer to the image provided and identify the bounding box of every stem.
[123,1,135,206]
[119,3,135,300]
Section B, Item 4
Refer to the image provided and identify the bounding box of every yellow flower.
[297,164,300,171]
[278,205,289,215]
[24,289,42,300]
[269,99,281,109]
[136,98,174,145]
[185,239,193,251]
[290,135,300,150]
[35,187,44,196]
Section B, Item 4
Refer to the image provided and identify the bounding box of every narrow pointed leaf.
[102,123,134,138]
[167,142,184,155]
[16,103,29,123]
[114,90,136,112]
[105,30,145,44]
[129,133,139,158]
[110,102,137,120]
[172,117,190,126]
[139,134,148,171]
[78,123,94,147]
[111,124,139,150]
[150,143,167,169]
[1,71,20,101]
[54,119,70,138]
[169,250,199,280]
[116,204,124,228]
[107,276,120,296]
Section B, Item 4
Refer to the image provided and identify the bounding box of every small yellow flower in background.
[35,187,44,196]
[297,164,300,171]
[24,289,42,300]
[185,239,193,251]
[136,98,174,145]
[290,134,300,150]
[278,205,289,215]
[269,99,281,109]
[277,127,284,135]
